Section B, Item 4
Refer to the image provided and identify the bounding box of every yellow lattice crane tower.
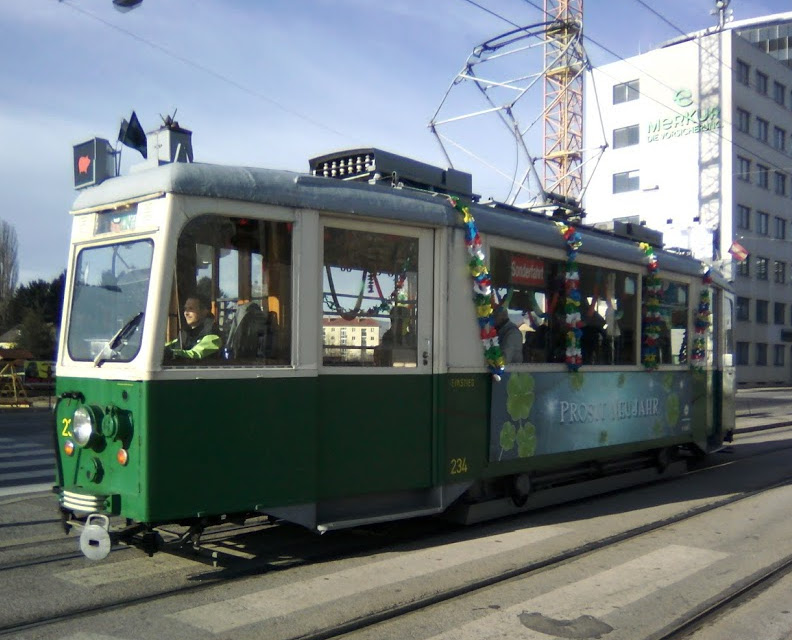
[543,0,585,215]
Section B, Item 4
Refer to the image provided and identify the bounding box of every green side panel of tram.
[316,373,435,499]
[441,373,491,483]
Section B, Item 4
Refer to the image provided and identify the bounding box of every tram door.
[319,223,435,502]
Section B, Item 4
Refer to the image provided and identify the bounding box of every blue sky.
[2,0,789,284]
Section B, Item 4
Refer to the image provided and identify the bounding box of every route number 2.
[61,418,72,437]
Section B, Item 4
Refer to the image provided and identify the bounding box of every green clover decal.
[506,373,535,420]
[499,421,517,452]
[516,423,537,457]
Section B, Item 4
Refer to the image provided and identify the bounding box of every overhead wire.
[470,0,792,178]
[57,0,350,141]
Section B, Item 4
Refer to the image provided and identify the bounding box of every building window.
[775,216,786,239]
[774,344,785,366]
[756,342,768,366]
[736,204,751,230]
[758,211,769,235]
[775,302,786,324]
[613,124,640,149]
[757,258,769,281]
[774,81,786,106]
[737,204,751,230]
[736,341,749,365]
[737,258,750,278]
[613,79,639,104]
[737,156,751,182]
[756,118,769,143]
[736,59,750,85]
[613,170,639,193]
[775,172,787,196]
[737,296,750,321]
[775,260,786,283]
[756,70,768,95]
[774,126,786,152]
[757,164,770,189]
[737,108,751,133]
[757,299,769,322]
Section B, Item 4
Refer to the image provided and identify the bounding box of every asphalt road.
[0,391,791,639]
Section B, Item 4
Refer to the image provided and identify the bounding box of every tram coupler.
[79,513,112,560]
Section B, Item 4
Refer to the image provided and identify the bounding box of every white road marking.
[0,482,53,498]
[170,524,571,633]
[58,634,129,640]
[56,554,204,587]
[0,469,54,481]
[426,544,730,640]
[0,456,54,470]
[0,445,52,458]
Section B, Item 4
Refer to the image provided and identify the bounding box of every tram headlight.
[72,407,97,447]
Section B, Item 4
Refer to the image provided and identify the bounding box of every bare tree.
[0,220,19,325]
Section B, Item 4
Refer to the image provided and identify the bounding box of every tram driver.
[164,295,222,360]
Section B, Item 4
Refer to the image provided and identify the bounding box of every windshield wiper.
[93,311,145,367]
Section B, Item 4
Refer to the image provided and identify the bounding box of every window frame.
[612,124,640,149]
[319,218,433,373]
[736,59,750,86]
[756,70,769,95]
[613,79,640,104]
[613,169,640,193]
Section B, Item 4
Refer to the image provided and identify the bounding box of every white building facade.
[584,12,792,385]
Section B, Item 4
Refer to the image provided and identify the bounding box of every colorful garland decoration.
[690,269,712,370]
[640,242,662,370]
[555,222,583,371]
[448,196,505,380]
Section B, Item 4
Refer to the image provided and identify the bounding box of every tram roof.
[71,161,728,287]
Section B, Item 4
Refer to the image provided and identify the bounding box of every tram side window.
[490,249,565,364]
[322,227,419,367]
[490,249,638,366]
[163,214,292,366]
[643,279,689,365]
[578,264,638,365]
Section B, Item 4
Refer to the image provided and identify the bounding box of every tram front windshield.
[67,239,153,362]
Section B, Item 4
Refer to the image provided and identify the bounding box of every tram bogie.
[54,127,735,558]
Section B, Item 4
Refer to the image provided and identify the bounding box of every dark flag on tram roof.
[118,111,147,158]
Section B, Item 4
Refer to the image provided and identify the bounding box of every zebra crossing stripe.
[425,545,729,640]
[169,524,571,633]
[56,554,204,587]
[0,457,54,470]
[0,469,54,481]
[0,444,51,457]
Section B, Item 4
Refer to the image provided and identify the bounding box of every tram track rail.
[2,465,791,638]
[652,552,792,640]
[287,474,792,640]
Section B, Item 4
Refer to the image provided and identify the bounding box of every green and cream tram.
[55,123,735,557]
